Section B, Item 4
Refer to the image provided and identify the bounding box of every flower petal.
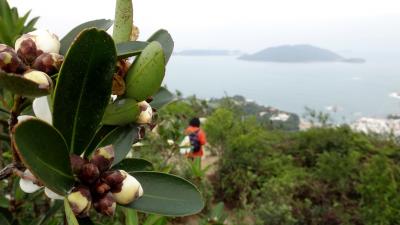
[19,169,42,193]
[17,115,35,123]
[33,96,52,124]
[44,187,64,200]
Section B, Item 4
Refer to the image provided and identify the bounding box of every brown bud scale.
[78,163,100,184]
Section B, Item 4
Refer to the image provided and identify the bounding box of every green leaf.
[113,158,153,172]
[60,19,113,55]
[94,125,140,165]
[0,195,8,208]
[147,29,174,63]
[14,119,74,195]
[124,172,204,216]
[53,28,117,155]
[64,198,79,225]
[150,87,176,109]
[102,99,140,126]
[112,0,133,43]
[0,70,51,97]
[143,214,165,225]
[116,41,148,59]
[35,200,63,225]
[123,208,139,225]
[84,125,116,157]
[125,41,166,102]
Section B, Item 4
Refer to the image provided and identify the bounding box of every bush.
[204,107,400,225]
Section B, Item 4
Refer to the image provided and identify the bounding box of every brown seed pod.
[0,51,26,74]
[16,38,41,65]
[93,192,116,216]
[101,170,126,191]
[78,163,100,184]
[112,74,126,95]
[90,145,115,172]
[70,154,86,175]
[92,180,111,197]
[32,53,63,75]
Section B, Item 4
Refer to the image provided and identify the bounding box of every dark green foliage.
[204,107,400,225]
[53,28,117,154]
[0,0,38,46]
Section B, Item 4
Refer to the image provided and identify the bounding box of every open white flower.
[17,96,52,124]
[19,169,63,199]
[19,169,41,193]
[18,97,57,199]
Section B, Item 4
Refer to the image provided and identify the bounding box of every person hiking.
[184,117,207,159]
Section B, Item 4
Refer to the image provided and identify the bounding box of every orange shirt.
[185,126,207,157]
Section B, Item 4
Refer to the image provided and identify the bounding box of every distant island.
[174,49,242,56]
[238,44,365,63]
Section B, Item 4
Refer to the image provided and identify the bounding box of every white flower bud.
[67,186,92,217]
[112,170,143,205]
[23,70,51,89]
[136,101,153,124]
[19,169,41,193]
[15,30,60,54]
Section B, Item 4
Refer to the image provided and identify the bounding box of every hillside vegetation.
[135,95,400,225]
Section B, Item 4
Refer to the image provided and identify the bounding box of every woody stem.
[9,95,25,167]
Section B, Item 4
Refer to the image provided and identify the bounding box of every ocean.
[163,53,400,122]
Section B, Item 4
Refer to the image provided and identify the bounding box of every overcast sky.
[8,0,400,54]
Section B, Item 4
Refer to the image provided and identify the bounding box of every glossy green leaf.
[53,28,117,155]
[102,99,140,126]
[150,87,176,109]
[147,29,174,63]
[60,19,113,55]
[123,208,139,225]
[125,41,166,102]
[0,70,51,97]
[143,214,166,225]
[94,125,140,165]
[14,119,74,195]
[64,198,79,225]
[113,158,153,172]
[84,125,116,157]
[116,41,148,59]
[124,172,204,216]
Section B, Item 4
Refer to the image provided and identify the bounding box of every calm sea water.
[163,54,400,122]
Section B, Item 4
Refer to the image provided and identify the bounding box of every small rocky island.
[239,44,365,63]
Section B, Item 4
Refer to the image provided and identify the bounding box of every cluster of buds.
[0,30,63,88]
[68,145,143,217]
[111,62,155,125]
